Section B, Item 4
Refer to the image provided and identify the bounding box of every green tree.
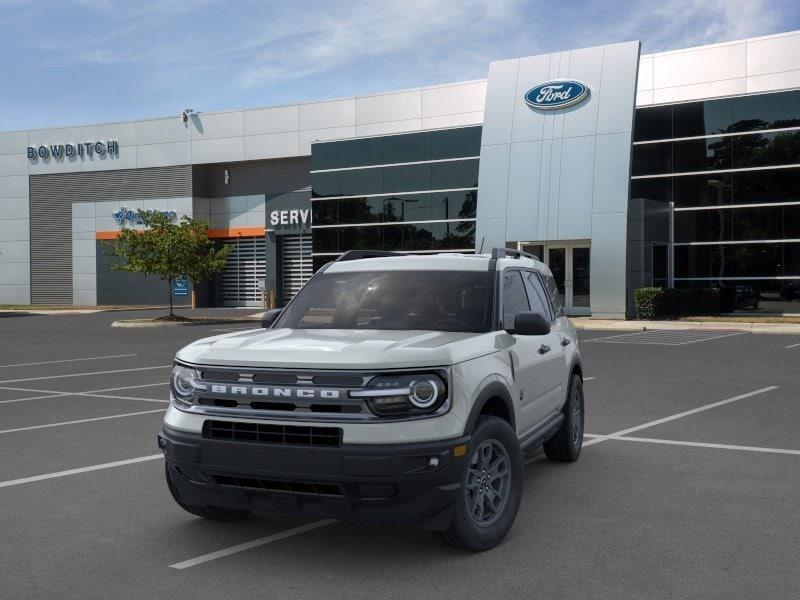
[104,210,230,319]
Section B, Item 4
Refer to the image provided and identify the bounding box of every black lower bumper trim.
[161,425,470,530]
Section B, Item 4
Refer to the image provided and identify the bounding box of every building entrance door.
[513,241,591,316]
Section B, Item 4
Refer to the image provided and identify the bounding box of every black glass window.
[311,127,481,260]
[313,227,338,254]
[383,133,431,164]
[675,243,800,278]
[672,98,732,138]
[632,90,800,142]
[732,130,800,169]
[672,137,732,173]
[311,172,339,198]
[338,169,383,196]
[673,173,732,208]
[634,168,800,209]
[312,199,338,225]
[311,143,338,170]
[431,159,479,189]
[502,271,531,330]
[339,137,383,168]
[431,127,482,159]
[630,177,672,203]
[731,90,800,132]
[383,163,431,193]
[337,197,383,224]
[734,167,800,205]
[631,142,672,176]
[674,205,800,243]
[634,106,672,142]
[431,190,477,220]
[274,270,494,333]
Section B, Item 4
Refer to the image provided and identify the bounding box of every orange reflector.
[452,444,467,458]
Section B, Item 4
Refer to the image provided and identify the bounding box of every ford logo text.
[524,80,589,110]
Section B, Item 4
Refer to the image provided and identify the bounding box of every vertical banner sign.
[173,276,189,297]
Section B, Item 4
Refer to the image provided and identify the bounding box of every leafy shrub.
[633,286,720,319]
[634,287,663,320]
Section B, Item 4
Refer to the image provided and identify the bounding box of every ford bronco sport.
[159,248,584,550]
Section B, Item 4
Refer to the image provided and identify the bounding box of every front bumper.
[159,425,470,530]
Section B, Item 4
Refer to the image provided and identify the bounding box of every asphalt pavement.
[1,309,799,599]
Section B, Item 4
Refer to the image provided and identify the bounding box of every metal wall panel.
[29,165,192,304]
[206,157,310,197]
[477,41,641,317]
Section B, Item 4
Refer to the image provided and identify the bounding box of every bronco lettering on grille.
[208,384,341,400]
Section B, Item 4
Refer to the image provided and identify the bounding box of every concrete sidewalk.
[572,317,800,335]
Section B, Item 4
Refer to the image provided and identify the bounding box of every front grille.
[211,474,343,497]
[203,420,342,447]
[197,397,363,415]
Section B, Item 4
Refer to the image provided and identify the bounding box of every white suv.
[159,248,584,550]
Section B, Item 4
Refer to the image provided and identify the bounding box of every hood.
[175,328,501,370]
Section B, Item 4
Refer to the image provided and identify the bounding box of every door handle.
[560,337,571,346]
[538,344,551,354]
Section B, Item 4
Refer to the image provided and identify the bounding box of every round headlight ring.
[409,379,439,408]
[172,365,197,398]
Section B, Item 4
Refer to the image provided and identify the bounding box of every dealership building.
[1,29,800,317]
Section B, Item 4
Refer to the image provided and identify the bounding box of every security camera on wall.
[180,108,195,123]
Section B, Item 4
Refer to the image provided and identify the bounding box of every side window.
[522,271,552,321]
[543,273,564,317]
[502,270,530,329]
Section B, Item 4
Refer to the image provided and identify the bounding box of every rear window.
[274,270,494,333]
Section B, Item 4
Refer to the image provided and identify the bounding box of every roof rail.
[490,247,540,261]
[334,250,404,263]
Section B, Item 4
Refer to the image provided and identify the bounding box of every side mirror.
[260,308,282,329]
[511,311,551,336]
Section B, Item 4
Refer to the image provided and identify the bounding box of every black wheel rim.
[465,439,511,527]
[570,385,583,450]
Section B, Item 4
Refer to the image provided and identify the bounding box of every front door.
[511,241,591,315]
[501,270,564,434]
[538,243,591,316]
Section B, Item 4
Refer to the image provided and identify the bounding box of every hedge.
[633,287,720,320]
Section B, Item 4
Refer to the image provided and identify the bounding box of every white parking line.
[0,364,170,384]
[0,353,138,369]
[0,409,166,434]
[169,520,339,569]
[583,377,595,381]
[0,382,170,405]
[583,386,777,447]
[584,329,745,346]
[604,435,800,456]
[786,341,800,349]
[0,454,163,489]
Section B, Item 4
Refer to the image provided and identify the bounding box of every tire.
[543,373,584,462]
[437,416,523,551]
[165,464,251,521]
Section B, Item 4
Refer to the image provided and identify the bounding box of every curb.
[111,318,260,328]
[572,319,800,335]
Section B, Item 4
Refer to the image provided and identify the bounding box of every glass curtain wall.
[310,126,480,272]
[631,89,800,313]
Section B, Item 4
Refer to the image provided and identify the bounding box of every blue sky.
[2,0,799,131]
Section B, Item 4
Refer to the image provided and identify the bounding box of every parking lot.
[1,310,799,599]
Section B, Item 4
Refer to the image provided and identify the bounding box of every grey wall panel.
[30,166,191,203]
[478,41,640,317]
[206,157,310,197]
[505,142,541,242]
[29,165,192,304]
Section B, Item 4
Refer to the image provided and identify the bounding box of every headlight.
[170,364,202,408]
[351,372,448,417]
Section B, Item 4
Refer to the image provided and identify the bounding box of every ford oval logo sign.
[524,80,589,110]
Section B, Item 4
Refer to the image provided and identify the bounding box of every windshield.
[274,270,494,333]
